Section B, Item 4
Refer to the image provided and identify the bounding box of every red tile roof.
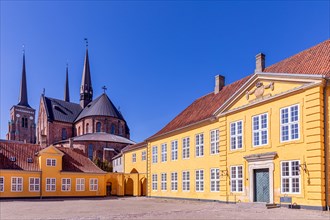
[122,142,147,153]
[264,39,330,76]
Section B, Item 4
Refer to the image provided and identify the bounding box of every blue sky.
[1,1,329,143]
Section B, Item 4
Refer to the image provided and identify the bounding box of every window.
[182,137,190,159]
[152,146,158,163]
[21,117,28,128]
[119,124,123,135]
[46,178,56,192]
[86,123,89,133]
[161,173,167,191]
[29,177,40,192]
[111,124,115,134]
[141,151,146,161]
[88,144,93,160]
[76,178,85,191]
[281,161,300,194]
[0,177,4,192]
[281,105,299,142]
[252,113,268,146]
[61,128,67,140]
[161,143,167,162]
[89,178,98,191]
[11,177,23,192]
[195,134,204,157]
[46,158,56,166]
[171,172,178,191]
[210,168,220,192]
[210,129,220,154]
[231,166,243,192]
[171,140,178,161]
[152,174,158,191]
[78,127,81,135]
[62,178,71,191]
[132,153,136,163]
[96,122,101,132]
[182,171,190,191]
[195,170,204,192]
[230,121,243,150]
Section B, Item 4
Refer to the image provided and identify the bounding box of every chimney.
[214,75,225,94]
[255,53,265,72]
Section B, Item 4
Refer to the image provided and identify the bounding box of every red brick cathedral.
[7,46,135,163]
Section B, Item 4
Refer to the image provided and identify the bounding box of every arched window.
[119,124,123,135]
[21,117,28,128]
[111,124,115,134]
[78,127,81,136]
[86,123,89,133]
[96,122,101,132]
[61,128,67,140]
[88,144,93,160]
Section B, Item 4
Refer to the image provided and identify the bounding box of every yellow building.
[144,39,330,210]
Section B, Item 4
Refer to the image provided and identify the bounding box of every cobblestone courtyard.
[1,197,329,220]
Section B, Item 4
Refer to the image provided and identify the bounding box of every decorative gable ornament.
[246,81,274,100]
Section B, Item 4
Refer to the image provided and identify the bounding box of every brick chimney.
[255,53,265,73]
[214,75,225,94]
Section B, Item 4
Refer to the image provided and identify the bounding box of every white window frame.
[195,170,204,192]
[161,143,167,162]
[46,158,56,167]
[195,133,204,157]
[171,172,178,191]
[230,120,243,150]
[152,146,158,164]
[230,166,243,192]
[61,178,71,192]
[0,176,4,192]
[252,113,268,147]
[280,104,300,142]
[182,171,190,192]
[171,140,178,161]
[76,178,85,191]
[210,168,220,192]
[281,160,301,194]
[210,129,220,154]
[11,177,23,192]
[89,178,98,191]
[152,174,158,191]
[132,153,136,163]
[29,177,40,192]
[46,178,56,192]
[182,137,190,159]
[141,151,146,161]
[161,173,167,191]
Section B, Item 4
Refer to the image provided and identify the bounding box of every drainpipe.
[324,77,329,211]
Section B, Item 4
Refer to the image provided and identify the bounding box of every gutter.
[324,77,329,211]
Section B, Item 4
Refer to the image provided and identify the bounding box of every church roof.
[43,96,82,123]
[70,132,135,145]
[75,93,125,122]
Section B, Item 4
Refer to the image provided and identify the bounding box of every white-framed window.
[281,105,299,142]
[281,160,300,194]
[210,129,220,154]
[61,178,71,191]
[171,140,178,161]
[152,146,158,163]
[230,166,243,192]
[195,170,204,192]
[230,121,243,150]
[182,171,190,191]
[11,177,23,192]
[141,151,146,161]
[0,177,4,192]
[46,178,56,192]
[171,172,178,191]
[152,174,158,191]
[29,177,40,192]
[161,173,167,191]
[210,168,220,192]
[182,137,190,159]
[46,158,56,166]
[76,178,85,191]
[89,178,98,191]
[195,133,204,157]
[161,143,167,162]
[252,113,268,146]
[132,153,136,163]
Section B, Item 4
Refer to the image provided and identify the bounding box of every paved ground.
[1,197,329,219]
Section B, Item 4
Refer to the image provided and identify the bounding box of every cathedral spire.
[64,63,70,102]
[80,39,93,108]
[18,49,31,108]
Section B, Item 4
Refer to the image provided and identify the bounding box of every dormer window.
[46,158,56,167]
[10,156,16,162]
[27,157,33,163]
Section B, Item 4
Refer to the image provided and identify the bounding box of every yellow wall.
[124,147,147,174]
